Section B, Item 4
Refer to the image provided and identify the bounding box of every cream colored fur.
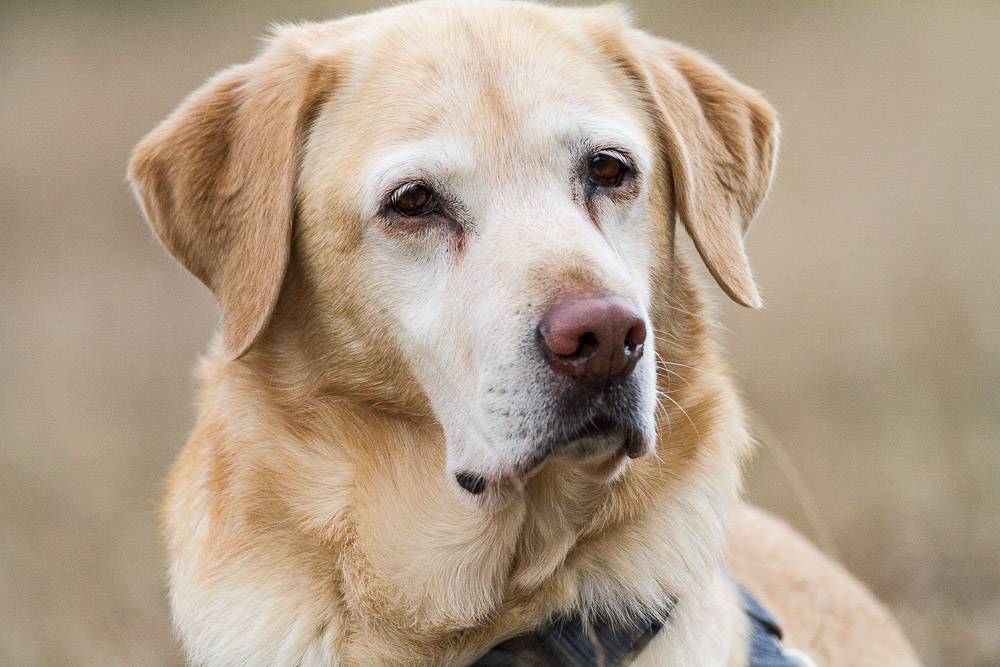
[129,1,918,665]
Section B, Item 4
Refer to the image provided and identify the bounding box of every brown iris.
[588,153,627,188]
[391,184,437,217]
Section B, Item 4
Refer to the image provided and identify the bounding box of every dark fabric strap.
[470,607,667,667]
[737,583,799,667]
[470,583,805,667]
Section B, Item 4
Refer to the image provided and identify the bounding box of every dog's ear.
[626,32,779,308]
[129,35,327,360]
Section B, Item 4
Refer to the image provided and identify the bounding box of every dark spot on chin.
[455,471,487,495]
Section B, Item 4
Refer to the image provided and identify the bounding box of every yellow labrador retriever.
[129,1,919,664]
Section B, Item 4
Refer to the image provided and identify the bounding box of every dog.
[129,1,919,664]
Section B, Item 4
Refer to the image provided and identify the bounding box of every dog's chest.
[334,472,635,661]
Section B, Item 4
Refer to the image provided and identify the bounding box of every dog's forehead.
[313,1,648,174]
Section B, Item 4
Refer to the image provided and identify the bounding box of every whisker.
[655,388,699,437]
[660,294,733,336]
[650,326,682,344]
[653,399,672,437]
[654,364,685,382]
[653,351,693,387]
[656,360,705,376]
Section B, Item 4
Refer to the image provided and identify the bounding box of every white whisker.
[655,388,699,436]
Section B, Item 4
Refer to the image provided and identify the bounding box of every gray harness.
[471,583,806,666]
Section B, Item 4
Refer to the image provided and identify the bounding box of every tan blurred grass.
[1,1,997,664]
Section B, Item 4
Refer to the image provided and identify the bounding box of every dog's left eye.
[588,152,628,188]
[391,183,438,217]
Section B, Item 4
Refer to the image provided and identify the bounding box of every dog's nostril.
[455,471,487,495]
[577,331,600,358]
[624,322,647,355]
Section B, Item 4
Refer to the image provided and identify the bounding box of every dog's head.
[130,1,777,506]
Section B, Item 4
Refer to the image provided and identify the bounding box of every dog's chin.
[449,424,653,510]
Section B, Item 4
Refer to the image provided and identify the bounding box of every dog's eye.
[588,153,627,188]
[391,184,438,217]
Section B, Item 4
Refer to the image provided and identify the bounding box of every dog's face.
[130,1,777,505]
[297,7,663,498]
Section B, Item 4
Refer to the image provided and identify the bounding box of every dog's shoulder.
[727,505,920,666]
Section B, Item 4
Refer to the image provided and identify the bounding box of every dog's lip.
[622,426,646,458]
[528,421,645,473]
[513,449,551,479]
[453,417,648,497]
[581,448,630,481]
[539,413,633,453]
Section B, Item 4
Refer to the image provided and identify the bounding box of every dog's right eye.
[391,184,438,217]
[588,152,628,188]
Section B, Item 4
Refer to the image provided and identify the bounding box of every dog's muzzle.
[455,291,653,496]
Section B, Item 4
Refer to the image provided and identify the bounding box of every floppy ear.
[627,32,779,308]
[129,38,326,360]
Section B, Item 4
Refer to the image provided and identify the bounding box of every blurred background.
[1,0,997,664]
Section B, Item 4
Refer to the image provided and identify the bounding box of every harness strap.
[471,583,811,666]
[737,583,813,667]
[472,607,667,667]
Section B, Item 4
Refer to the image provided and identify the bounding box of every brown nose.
[538,294,646,382]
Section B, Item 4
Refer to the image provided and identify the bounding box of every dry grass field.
[1,1,997,664]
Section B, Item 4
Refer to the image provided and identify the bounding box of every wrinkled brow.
[540,111,652,169]
[360,116,651,218]
[362,142,476,218]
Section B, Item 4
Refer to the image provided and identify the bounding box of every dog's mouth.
[454,412,649,497]
[543,413,648,459]
[453,344,656,501]
[539,414,648,482]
